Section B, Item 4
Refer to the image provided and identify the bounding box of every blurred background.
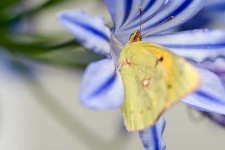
[0,0,225,149]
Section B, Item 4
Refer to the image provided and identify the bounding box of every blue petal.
[58,11,110,56]
[79,59,124,109]
[146,30,225,64]
[139,116,166,150]
[116,0,205,39]
[196,62,225,84]
[206,0,225,11]
[183,68,225,115]
[148,29,225,82]
[177,10,212,30]
[142,0,205,35]
[204,112,225,127]
[105,0,144,32]
[122,0,166,29]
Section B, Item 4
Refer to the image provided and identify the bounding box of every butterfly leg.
[115,58,131,74]
[111,34,124,49]
[115,62,124,74]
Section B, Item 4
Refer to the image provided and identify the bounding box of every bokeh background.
[0,0,225,149]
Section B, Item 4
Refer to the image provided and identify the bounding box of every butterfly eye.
[129,33,134,40]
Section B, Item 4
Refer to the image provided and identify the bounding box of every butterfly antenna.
[141,16,174,36]
[139,6,143,32]
[111,34,124,49]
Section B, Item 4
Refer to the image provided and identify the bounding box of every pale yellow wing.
[119,41,200,131]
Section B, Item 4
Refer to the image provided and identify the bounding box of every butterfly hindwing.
[119,41,199,131]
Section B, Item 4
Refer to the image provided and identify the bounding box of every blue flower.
[204,111,225,127]
[178,0,225,128]
[58,0,225,149]
[206,0,225,11]
[179,0,225,30]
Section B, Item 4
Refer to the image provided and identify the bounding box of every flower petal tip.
[183,68,225,115]
[79,59,124,110]
[58,10,111,56]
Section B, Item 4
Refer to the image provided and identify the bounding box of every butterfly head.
[128,30,142,43]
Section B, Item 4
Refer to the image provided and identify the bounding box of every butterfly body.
[119,35,200,131]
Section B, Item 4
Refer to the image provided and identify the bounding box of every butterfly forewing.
[119,41,200,131]
[140,42,200,106]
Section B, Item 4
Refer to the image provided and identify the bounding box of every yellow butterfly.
[118,30,200,131]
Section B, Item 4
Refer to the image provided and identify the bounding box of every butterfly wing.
[119,41,200,131]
